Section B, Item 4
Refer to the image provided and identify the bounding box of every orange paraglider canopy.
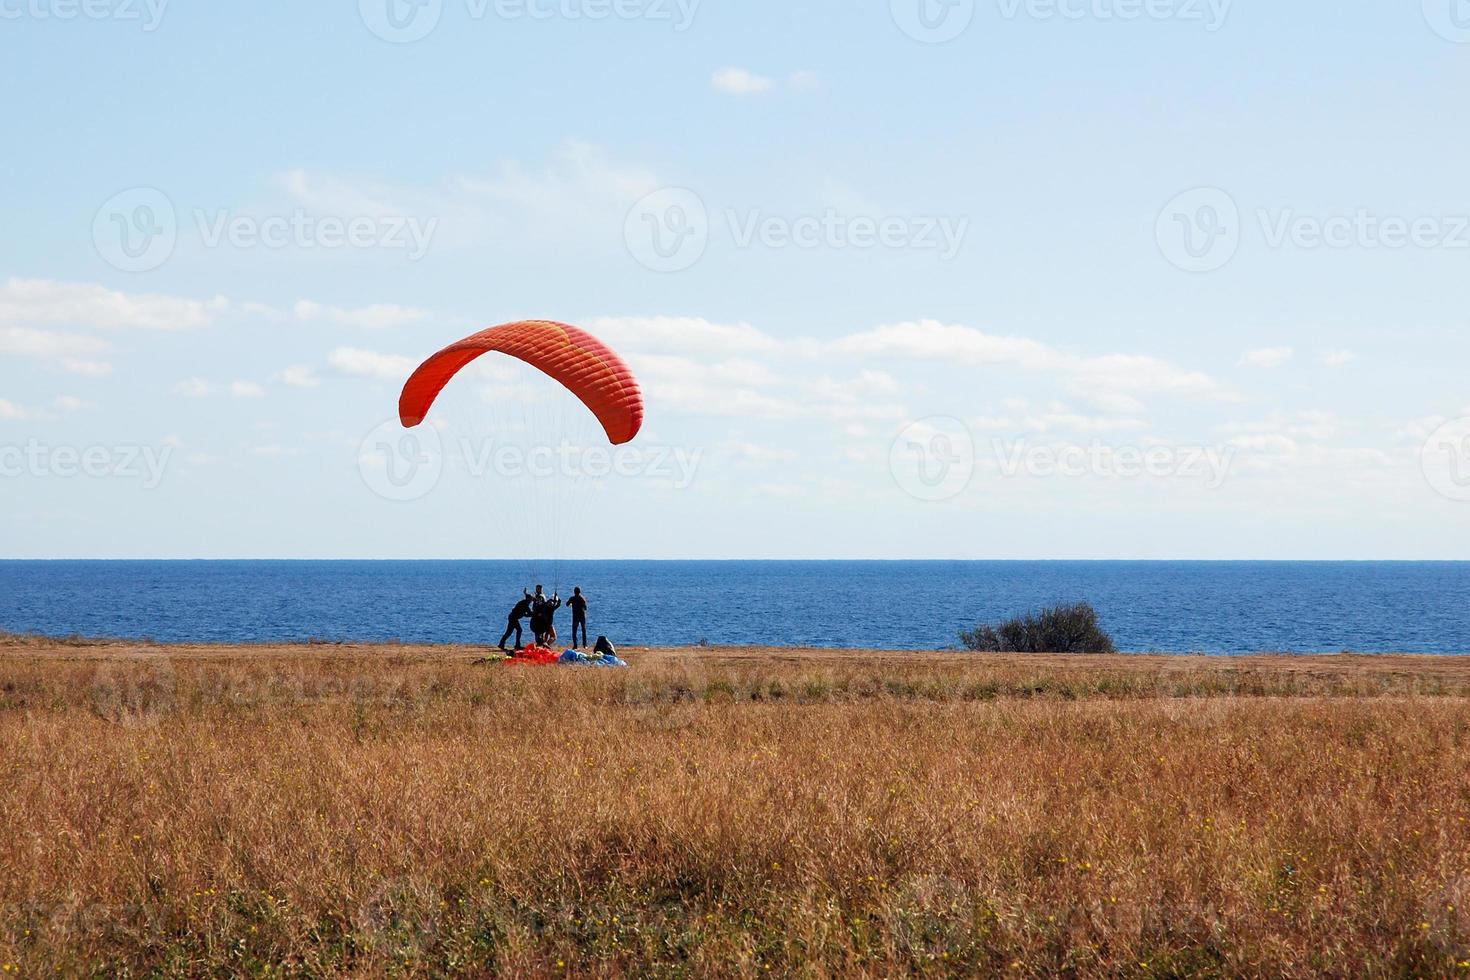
[398,320,644,445]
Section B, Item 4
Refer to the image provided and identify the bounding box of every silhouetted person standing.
[531,589,561,646]
[568,587,589,649]
[499,590,534,651]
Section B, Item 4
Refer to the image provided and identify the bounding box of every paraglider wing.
[398,320,644,445]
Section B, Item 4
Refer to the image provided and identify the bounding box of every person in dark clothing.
[524,585,547,644]
[499,590,534,650]
[531,590,562,646]
[568,587,589,649]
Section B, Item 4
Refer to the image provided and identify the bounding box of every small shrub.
[960,602,1116,654]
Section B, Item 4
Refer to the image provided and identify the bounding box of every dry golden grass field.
[4,634,1470,977]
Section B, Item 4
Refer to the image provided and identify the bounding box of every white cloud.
[969,410,1147,435]
[275,365,322,388]
[722,441,799,463]
[585,316,1224,436]
[1228,433,1300,454]
[838,320,1057,369]
[628,352,908,423]
[1239,347,1294,369]
[52,395,90,413]
[841,370,901,397]
[276,169,406,220]
[628,353,794,418]
[1292,410,1337,440]
[240,301,284,319]
[279,142,659,255]
[450,141,660,235]
[0,327,117,382]
[0,399,34,421]
[293,300,429,330]
[230,381,266,399]
[837,319,1219,397]
[1068,353,1219,397]
[709,359,779,388]
[1075,389,1146,415]
[0,278,225,331]
[1321,349,1357,367]
[329,347,416,380]
[174,379,211,398]
[712,67,773,96]
[0,325,109,359]
[789,70,821,91]
[754,483,802,498]
[63,359,114,377]
[1398,413,1453,445]
[473,360,522,384]
[583,315,787,356]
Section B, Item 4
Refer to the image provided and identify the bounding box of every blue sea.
[2,561,1468,654]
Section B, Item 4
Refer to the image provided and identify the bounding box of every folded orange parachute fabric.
[398,320,644,446]
[506,646,563,666]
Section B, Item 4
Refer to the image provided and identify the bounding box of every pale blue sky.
[3,0,1469,558]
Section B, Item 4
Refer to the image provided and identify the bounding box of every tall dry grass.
[2,639,1470,977]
